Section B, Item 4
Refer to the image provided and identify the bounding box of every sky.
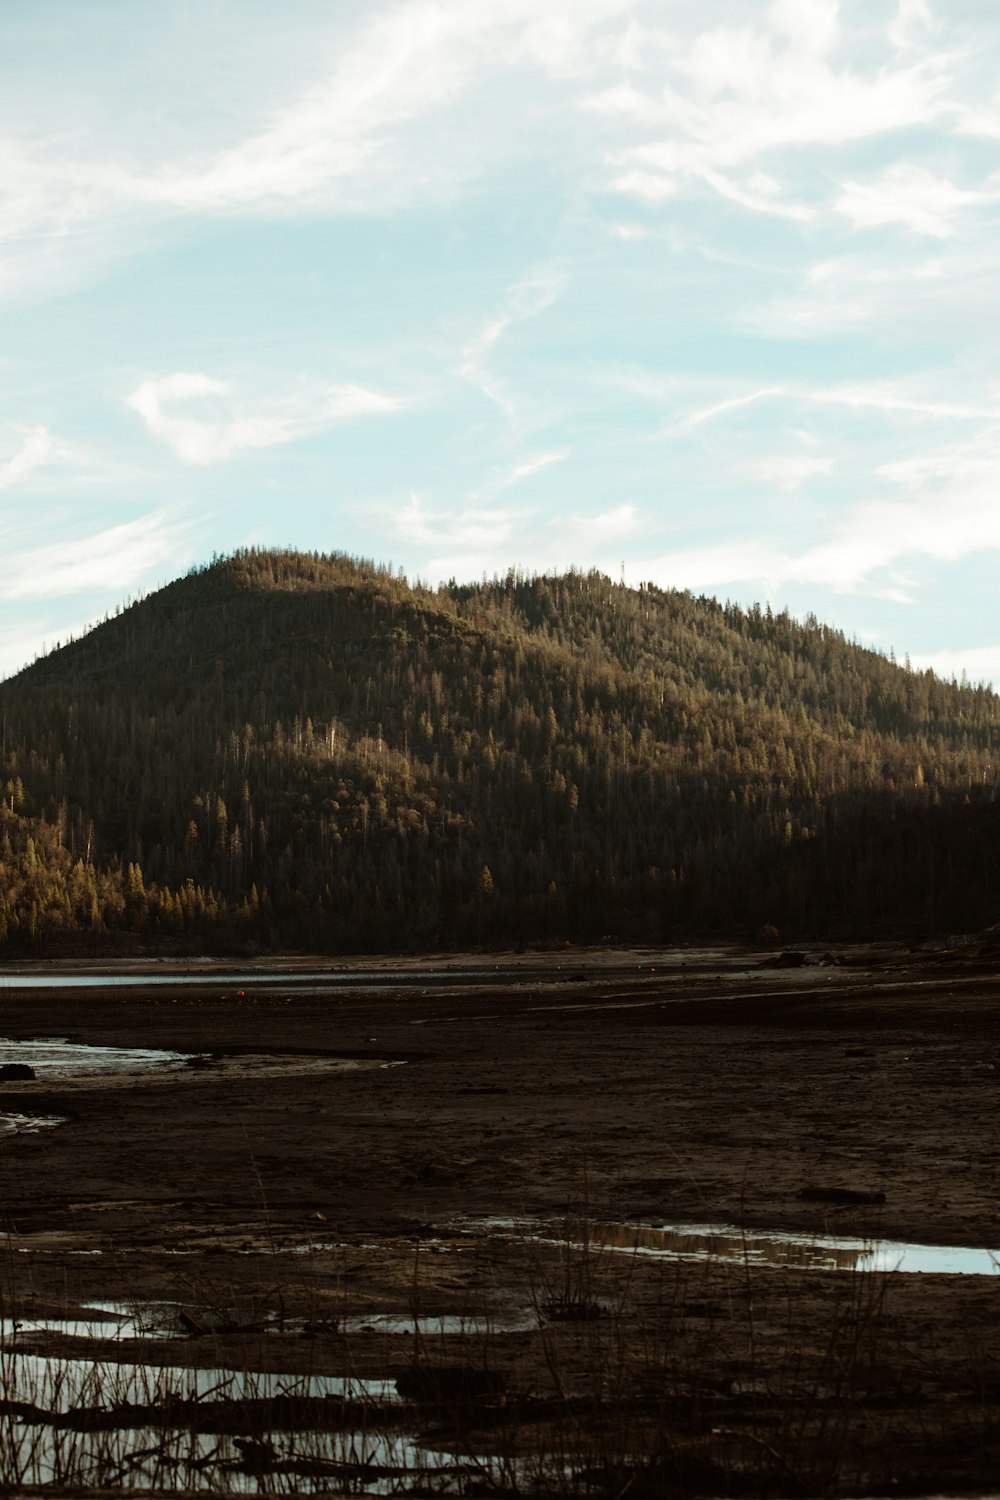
[2,0,1000,684]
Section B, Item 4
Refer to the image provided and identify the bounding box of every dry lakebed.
[1,943,1000,1496]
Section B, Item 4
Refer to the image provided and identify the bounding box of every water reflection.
[0,1112,63,1137]
[0,1038,189,1077]
[467,1216,1000,1276]
[0,1347,397,1409]
[595,1220,1000,1275]
[339,1311,537,1336]
[0,968,536,990]
[0,1345,456,1494]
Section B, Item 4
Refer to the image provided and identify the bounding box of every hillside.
[1,548,999,953]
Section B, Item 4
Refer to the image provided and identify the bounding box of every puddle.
[0,971,341,990]
[6,1299,535,1344]
[0,959,693,994]
[0,967,536,991]
[0,1341,460,1493]
[0,1112,64,1136]
[0,1038,190,1078]
[338,1311,538,1336]
[464,1217,1000,1277]
[3,1302,178,1342]
[0,1420,474,1494]
[0,1345,398,1410]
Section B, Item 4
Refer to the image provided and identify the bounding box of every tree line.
[0,548,998,953]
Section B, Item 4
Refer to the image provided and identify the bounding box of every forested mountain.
[1,548,998,953]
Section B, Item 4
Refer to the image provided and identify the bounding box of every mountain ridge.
[1,548,997,953]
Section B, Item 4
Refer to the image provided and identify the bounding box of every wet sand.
[2,943,1000,1494]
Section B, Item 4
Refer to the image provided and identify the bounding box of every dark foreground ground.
[2,943,1000,1496]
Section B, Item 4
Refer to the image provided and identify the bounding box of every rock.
[0,1063,35,1080]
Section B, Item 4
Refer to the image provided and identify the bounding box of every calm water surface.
[466,1216,1000,1276]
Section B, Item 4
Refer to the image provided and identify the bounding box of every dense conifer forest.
[1,548,998,954]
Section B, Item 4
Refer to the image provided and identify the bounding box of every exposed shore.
[2,943,999,1494]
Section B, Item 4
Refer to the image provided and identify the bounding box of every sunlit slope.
[1,549,998,952]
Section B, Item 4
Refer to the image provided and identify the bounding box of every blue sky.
[2,0,1000,682]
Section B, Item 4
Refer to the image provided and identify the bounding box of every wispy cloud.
[0,426,55,488]
[0,0,627,285]
[664,387,785,437]
[126,372,403,465]
[834,163,994,238]
[888,0,934,52]
[0,423,150,497]
[806,381,999,423]
[563,503,639,545]
[756,452,833,491]
[0,0,994,318]
[0,512,193,602]
[638,372,999,439]
[0,5,618,317]
[909,644,1000,688]
[460,266,567,417]
[121,0,627,216]
[647,429,1000,601]
[593,0,951,219]
[393,492,517,552]
[387,494,640,583]
[502,450,570,487]
[743,241,1000,339]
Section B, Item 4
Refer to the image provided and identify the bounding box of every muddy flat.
[1,943,1000,1495]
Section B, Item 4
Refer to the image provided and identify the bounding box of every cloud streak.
[909,645,1000,689]
[594,0,952,219]
[834,163,996,238]
[460,266,567,418]
[126,372,404,465]
[0,512,192,602]
[0,426,55,488]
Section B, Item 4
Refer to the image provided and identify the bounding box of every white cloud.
[756,453,833,490]
[564,503,639,544]
[15,0,627,229]
[0,512,192,602]
[595,0,952,218]
[646,423,1000,602]
[126,371,403,465]
[607,368,999,456]
[909,645,1000,688]
[889,0,934,52]
[743,241,1000,340]
[700,168,814,223]
[666,387,785,436]
[0,0,993,327]
[808,381,998,423]
[460,266,567,417]
[835,163,992,238]
[461,270,563,375]
[462,448,571,506]
[0,0,633,309]
[0,426,55,488]
[388,494,642,585]
[393,493,516,552]
[503,450,570,486]
[954,94,1000,140]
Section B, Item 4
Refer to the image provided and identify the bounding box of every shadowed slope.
[1,549,998,953]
